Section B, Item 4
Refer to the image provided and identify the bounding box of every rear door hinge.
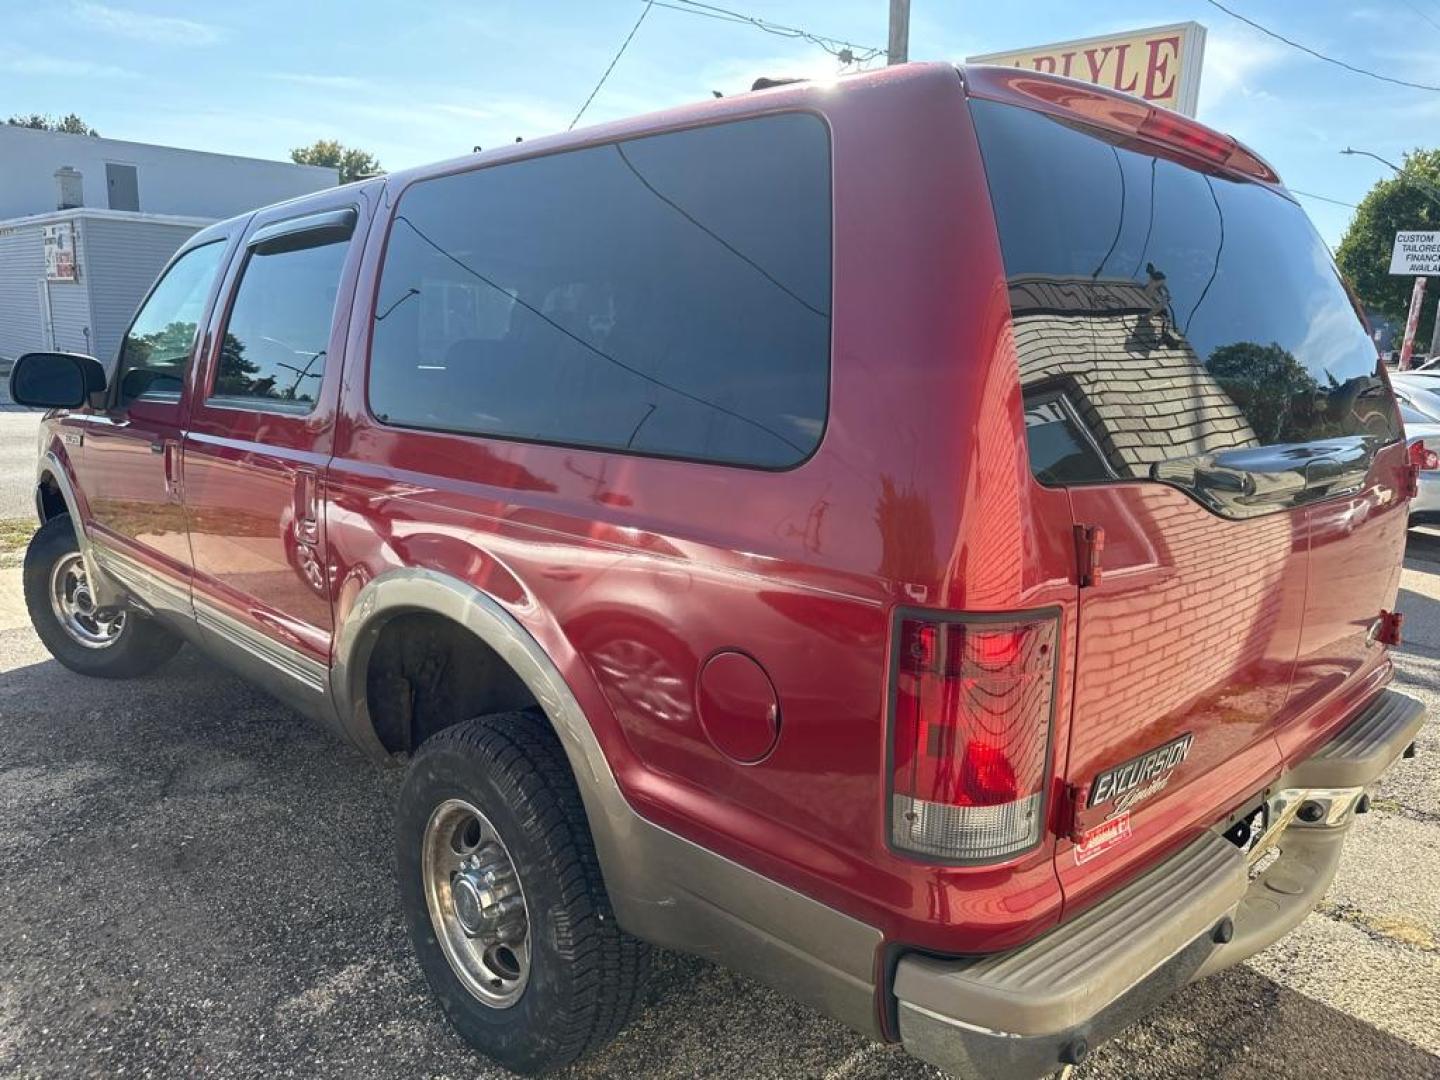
[1063,782,1092,842]
[1074,524,1105,588]
[1376,609,1404,647]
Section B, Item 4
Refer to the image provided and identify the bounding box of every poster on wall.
[967,22,1207,117]
[43,222,78,282]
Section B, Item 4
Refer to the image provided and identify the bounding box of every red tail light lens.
[890,614,1058,861]
[1410,439,1439,472]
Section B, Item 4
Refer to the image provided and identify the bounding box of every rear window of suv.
[367,113,832,469]
[969,99,1397,493]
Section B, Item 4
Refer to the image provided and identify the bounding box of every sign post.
[1400,277,1428,370]
[1391,231,1440,369]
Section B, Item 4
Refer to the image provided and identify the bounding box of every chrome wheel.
[48,553,125,649]
[421,798,530,1008]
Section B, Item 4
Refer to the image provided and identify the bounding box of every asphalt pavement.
[1,532,1439,1078]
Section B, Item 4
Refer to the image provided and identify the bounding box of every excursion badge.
[1088,733,1194,817]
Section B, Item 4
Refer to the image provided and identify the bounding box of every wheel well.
[37,474,66,522]
[363,611,540,755]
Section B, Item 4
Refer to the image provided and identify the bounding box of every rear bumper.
[892,689,1426,1080]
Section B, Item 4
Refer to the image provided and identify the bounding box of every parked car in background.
[9,63,1428,1079]
[1391,376,1440,419]
[1395,395,1440,525]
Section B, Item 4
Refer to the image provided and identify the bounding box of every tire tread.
[409,711,649,1070]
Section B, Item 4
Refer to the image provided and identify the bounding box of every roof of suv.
[196,61,1283,241]
[378,61,1279,194]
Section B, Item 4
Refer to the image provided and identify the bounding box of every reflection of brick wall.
[957,319,1027,607]
[1072,486,1295,767]
[1011,277,1258,478]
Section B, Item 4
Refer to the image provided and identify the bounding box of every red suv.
[11,64,1427,1078]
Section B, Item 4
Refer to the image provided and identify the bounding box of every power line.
[1203,0,1440,92]
[570,1,655,131]
[655,0,886,63]
[1291,189,1358,209]
[1397,0,1440,35]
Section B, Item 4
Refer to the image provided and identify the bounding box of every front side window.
[971,99,1399,512]
[116,241,225,406]
[368,113,832,469]
[210,232,350,409]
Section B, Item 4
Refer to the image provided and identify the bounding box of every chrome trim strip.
[86,538,328,699]
[194,598,328,694]
[89,540,189,618]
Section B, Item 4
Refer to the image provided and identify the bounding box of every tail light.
[1405,440,1437,498]
[890,612,1059,862]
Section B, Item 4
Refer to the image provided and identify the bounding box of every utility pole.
[888,0,910,65]
[1400,277,1427,369]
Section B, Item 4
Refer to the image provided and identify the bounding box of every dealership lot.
[0,487,1438,1076]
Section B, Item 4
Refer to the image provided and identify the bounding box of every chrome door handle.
[293,468,320,546]
[160,442,181,500]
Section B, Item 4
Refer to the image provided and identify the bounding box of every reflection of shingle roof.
[1010,276,1257,478]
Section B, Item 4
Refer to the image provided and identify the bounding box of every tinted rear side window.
[212,236,349,409]
[971,99,1397,497]
[368,113,832,468]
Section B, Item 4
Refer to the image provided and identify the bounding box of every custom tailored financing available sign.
[967,22,1207,117]
[1390,231,1440,276]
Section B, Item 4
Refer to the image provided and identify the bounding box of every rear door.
[181,191,371,695]
[970,98,1405,905]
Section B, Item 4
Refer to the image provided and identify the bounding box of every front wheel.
[396,712,650,1074]
[22,515,181,678]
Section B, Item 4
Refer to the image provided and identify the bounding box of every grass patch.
[0,517,36,568]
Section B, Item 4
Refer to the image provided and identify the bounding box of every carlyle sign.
[968,22,1207,117]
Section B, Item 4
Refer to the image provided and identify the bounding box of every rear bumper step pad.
[1285,689,1426,790]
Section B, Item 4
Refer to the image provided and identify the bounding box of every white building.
[0,125,337,369]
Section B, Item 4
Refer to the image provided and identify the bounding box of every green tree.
[1207,341,1319,444]
[1336,148,1440,349]
[289,139,383,184]
[7,112,99,136]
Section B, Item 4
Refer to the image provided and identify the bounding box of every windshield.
[971,99,1398,512]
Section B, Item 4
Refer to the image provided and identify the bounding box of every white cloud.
[1196,25,1289,117]
[267,72,368,91]
[0,47,135,79]
[72,2,221,46]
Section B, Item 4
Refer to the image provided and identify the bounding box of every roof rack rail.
[751,76,807,91]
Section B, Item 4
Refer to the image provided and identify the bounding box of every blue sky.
[2,1,1437,247]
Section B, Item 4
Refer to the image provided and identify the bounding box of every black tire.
[22,514,182,678]
[397,711,650,1074]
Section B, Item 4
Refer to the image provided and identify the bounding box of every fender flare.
[329,566,884,1037]
[35,449,122,607]
[330,566,628,822]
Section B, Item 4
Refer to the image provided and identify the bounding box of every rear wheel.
[396,712,649,1074]
[22,515,181,678]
